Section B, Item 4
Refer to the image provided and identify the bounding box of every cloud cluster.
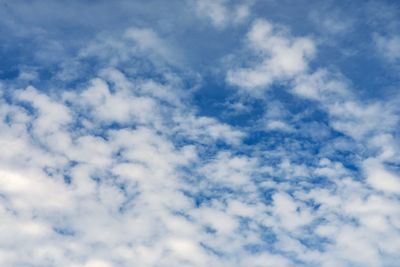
[0,65,247,266]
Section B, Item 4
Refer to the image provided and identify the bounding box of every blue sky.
[1,1,400,267]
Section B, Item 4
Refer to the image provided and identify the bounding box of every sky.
[0,0,400,266]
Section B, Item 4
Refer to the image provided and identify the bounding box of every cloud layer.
[1,1,400,267]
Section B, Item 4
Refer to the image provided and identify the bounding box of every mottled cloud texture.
[0,1,400,267]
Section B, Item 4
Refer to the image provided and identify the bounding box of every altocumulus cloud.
[0,1,400,267]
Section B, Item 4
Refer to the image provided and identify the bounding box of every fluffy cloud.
[227,19,315,93]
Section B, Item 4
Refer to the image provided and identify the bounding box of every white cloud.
[363,158,400,194]
[199,151,257,186]
[194,0,251,29]
[309,8,353,36]
[17,66,39,81]
[266,120,293,132]
[78,27,182,68]
[373,34,400,62]
[124,27,179,65]
[227,19,315,93]
[271,192,313,231]
[292,69,349,101]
